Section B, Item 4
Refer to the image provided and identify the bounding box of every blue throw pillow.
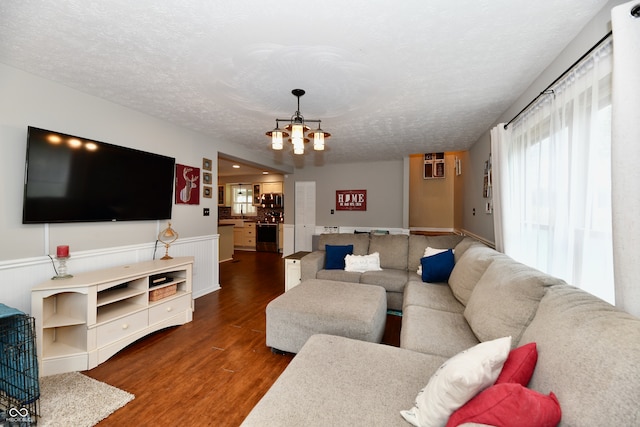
[325,244,354,270]
[421,249,455,282]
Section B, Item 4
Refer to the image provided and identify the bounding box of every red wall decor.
[336,189,367,211]
[175,164,200,205]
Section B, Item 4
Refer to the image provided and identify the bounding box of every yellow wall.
[409,152,464,230]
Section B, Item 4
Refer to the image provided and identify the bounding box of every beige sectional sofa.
[242,234,640,426]
[301,232,465,311]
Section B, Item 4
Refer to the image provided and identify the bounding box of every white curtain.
[611,1,640,316]
[491,38,614,303]
[490,125,508,253]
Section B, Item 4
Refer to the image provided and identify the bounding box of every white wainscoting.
[0,235,220,314]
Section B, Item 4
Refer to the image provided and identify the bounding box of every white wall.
[462,0,625,243]
[0,62,291,313]
[285,160,405,229]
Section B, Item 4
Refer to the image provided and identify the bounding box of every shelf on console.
[97,286,147,307]
[97,301,147,324]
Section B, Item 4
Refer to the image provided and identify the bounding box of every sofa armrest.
[301,251,326,281]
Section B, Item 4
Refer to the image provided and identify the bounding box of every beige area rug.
[38,372,134,427]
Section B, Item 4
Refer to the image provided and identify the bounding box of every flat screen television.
[23,126,176,224]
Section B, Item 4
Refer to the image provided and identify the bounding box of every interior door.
[294,181,316,252]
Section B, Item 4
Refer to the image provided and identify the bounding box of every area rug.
[38,372,134,426]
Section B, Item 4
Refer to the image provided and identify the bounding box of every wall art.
[336,189,367,211]
[175,164,200,205]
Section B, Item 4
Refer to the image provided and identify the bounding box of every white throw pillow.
[416,247,448,275]
[400,336,512,427]
[344,252,383,273]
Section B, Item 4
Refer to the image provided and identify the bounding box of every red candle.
[56,245,69,257]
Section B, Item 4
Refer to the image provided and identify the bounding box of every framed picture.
[203,186,212,198]
[203,172,212,185]
[218,185,225,206]
[424,152,445,179]
[336,189,367,211]
[175,164,200,205]
[202,158,212,171]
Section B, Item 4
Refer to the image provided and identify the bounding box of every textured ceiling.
[0,0,610,168]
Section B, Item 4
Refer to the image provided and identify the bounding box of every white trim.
[409,227,458,234]
[0,235,219,314]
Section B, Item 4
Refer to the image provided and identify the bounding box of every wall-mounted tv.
[23,126,175,224]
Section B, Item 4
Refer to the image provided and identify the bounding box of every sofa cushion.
[401,336,511,427]
[453,237,487,262]
[241,334,448,427]
[446,383,561,427]
[416,247,448,275]
[344,252,382,273]
[318,233,370,255]
[360,269,409,293]
[316,269,361,283]
[400,305,480,358]
[448,245,504,306]
[402,280,465,313]
[494,342,538,386]
[519,285,640,426]
[369,234,409,270]
[464,259,561,345]
[408,234,464,272]
[325,244,353,269]
[421,249,455,282]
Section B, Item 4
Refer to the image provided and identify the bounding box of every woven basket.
[149,284,177,302]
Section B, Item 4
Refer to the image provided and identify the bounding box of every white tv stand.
[31,257,194,376]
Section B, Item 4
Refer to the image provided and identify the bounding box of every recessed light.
[263,171,269,175]
[232,164,240,169]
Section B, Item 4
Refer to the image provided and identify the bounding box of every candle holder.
[52,256,73,280]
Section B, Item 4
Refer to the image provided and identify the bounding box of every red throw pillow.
[446,383,561,427]
[495,342,538,386]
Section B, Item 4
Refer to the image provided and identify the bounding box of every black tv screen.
[23,127,175,224]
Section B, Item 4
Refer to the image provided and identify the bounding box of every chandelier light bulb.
[291,123,304,140]
[313,131,325,151]
[271,130,284,150]
[292,137,305,155]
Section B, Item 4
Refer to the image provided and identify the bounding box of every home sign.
[336,189,367,211]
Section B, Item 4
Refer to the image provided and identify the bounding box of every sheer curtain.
[492,38,614,303]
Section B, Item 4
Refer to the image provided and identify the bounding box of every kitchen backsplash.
[218,206,284,223]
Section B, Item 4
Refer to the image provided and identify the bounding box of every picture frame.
[336,189,367,211]
[202,158,212,171]
[175,163,200,205]
[203,172,212,185]
[424,152,445,179]
[203,186,212,198]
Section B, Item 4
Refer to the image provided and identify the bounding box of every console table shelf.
[32,257,194,376]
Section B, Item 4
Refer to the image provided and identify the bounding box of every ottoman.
[266,279,387,353]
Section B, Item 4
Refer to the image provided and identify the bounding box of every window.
[493,39,614,303]
[230,184,256,217]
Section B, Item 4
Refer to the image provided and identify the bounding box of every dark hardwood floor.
[85,250,401,426]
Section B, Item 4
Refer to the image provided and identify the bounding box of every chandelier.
[266,89,331,155]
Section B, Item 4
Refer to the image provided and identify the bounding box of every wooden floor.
[86,250,401,426]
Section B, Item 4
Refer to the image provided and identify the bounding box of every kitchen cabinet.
[261,181,283,194]
[242,222,256,248]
